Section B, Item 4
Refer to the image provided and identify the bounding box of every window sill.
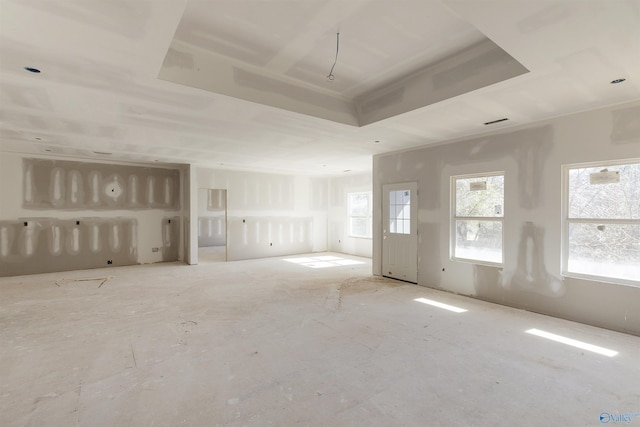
[561,271,639,288]
[452,257,503,269]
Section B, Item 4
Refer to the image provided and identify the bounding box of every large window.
[452,173,504,265]
[348,192,372,238]
[563,159,640,285]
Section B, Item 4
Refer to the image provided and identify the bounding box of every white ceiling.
[173,0,486,99]
[1,0,639,175]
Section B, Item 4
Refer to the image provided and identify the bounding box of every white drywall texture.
[0,152,186,276]
[328,172,373,258]
[197,188,226,247]
[373,100,640,335]
[196,167,328,261]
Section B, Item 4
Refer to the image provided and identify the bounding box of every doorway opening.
[197,188,227,263]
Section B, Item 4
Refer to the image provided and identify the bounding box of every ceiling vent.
[484,118,509,126]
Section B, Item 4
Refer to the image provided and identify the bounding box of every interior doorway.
[197,188,227,263]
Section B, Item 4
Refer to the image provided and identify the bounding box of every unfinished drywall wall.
[328,172,373,258]
[373,100,640,336]
[0,217,137,276]
[197,188,226,247]
[22,158,180,210]
[0,153,183,277]
[196,168,327,261]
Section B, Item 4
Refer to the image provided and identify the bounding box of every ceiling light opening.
[374,140,381,144]
[610,78,626,84]
[484,118,509,126]
[93,151,112,155]
[24,67,41,73]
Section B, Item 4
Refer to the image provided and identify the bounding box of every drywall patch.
[67,170,85,208]
[207,189,226,211]
[103,174,127,206]
[611,105,640,144]
[512,130,553,209]
[22,158,180,210]
[227,216,313,261]
[0,217,138,277]
[417,222,444,287]
[503,222,564,297]
[472,264,504,299]
[198,189,226,248]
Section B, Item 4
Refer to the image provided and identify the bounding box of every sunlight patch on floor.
[414,297,467,313]
[526,328,618,357]
[283,256,365,269]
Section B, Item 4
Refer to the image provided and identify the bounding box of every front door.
[382,183,418,283]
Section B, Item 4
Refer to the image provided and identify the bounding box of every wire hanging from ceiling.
[327,32,340,81]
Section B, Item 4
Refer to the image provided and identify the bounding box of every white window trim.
[561,158,640,287]
[450,171,505,267]
[348,191,372,239]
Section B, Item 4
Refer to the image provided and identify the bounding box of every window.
[452,173,504,264]
[563,159,640,285]
[388,189,411,234]
[348,192,372,238]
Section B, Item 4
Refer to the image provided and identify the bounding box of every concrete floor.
[1,253,639,426]
[198,246,227,264]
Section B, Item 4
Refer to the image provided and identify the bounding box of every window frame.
[388,189,412,235]
[561,158,640,287]
[347,191,373,239]
[450,171,505,267]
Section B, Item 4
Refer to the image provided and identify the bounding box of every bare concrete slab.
[1,253,638,426]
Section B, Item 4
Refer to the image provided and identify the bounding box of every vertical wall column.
[188,164,198,265]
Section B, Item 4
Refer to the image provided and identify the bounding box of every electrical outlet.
[107,260,113,265]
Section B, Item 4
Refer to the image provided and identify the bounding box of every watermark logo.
[600,412,640,424]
